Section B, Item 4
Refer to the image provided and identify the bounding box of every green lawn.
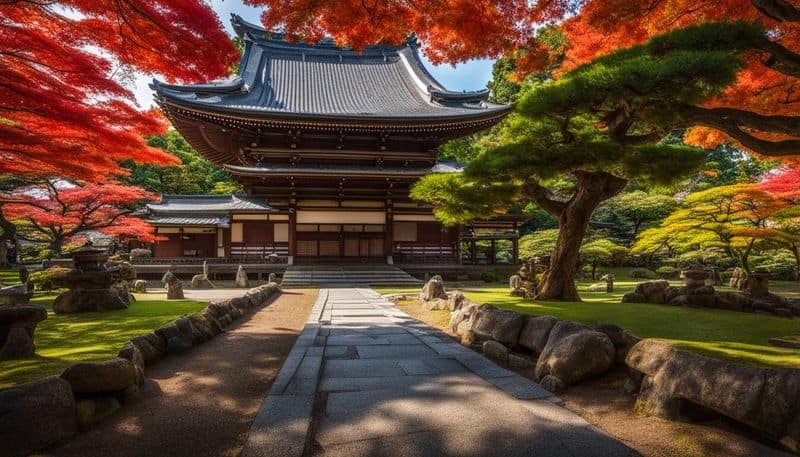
[0,292,206,387]
[377,270,800,368]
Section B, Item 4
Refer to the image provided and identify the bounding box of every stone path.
[242,288,638,457]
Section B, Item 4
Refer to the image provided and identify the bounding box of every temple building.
[146,15,517,265]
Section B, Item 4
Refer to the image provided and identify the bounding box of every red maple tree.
[3,181,158,257]
[251,0,800,158]
[1,1,238,180]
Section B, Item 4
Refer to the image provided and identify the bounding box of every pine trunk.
[535,171,628,301]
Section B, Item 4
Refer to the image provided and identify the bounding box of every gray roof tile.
[146,195,272,215]
[147,216,230,227]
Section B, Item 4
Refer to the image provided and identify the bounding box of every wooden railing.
[393,242,458,264]
[230,242,289,261]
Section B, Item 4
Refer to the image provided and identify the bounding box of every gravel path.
[43,289,317,457]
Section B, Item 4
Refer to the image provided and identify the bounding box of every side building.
[146,15,517,266]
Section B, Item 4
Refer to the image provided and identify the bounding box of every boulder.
[132,279,147,293]
[130,332,167,365]
[597,323,640,364]
[166,281,184,299]
[190,274,215,289]
[468,305,526,347]
[534,321,615,388]
[634,280,670,304]
[422,298,449,311]
[419,276,447,301]
[161,270,178,287]
[118,342,145,387]
[75,396,121,431]
[508,353,537,378]
[626,339,800,452]
[0,376,77,457]
[235,265,250,288]
[621,292,646,303]
[447,290,466,311]
[268,272,277,283]
[61,357,137,394]
[517,315,557,355]
[586,282,607,292]
[0,304,48,360]
[482,340,509,365]
[156,317,194,353]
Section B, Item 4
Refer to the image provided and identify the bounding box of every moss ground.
[0,290,206,387]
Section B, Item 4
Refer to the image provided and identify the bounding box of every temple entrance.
[295,223,385,262]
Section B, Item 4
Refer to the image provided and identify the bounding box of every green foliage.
[480,270,501,283]
[656,265,680,279]
[629,267,658,279]
[694,144,775,190]
[28,267,70,291]
[518,229,560,260]
[487,57,521,104]
[121,130,242,195]
[581,238,628,266]
[602,190,677,236]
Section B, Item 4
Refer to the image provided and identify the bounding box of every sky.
[130,0,495,107]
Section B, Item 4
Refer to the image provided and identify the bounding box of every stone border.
[240,289,327,457]
[1,283,282,457]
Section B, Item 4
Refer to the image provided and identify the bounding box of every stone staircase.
[280,265,423,287]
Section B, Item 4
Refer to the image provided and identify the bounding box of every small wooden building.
[147,15,517,265]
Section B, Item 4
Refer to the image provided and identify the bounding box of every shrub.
[480,270,500,283]
[28,267,70,291]
[629,268,658,279]
[656,266,680,279]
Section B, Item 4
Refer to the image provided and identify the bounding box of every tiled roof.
[146,195,272,215]
[151,15,510,121]
[147,216,230,227]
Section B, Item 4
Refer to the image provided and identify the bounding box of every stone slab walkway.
[242,288,638,457]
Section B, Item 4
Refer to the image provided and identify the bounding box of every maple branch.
[752,0,800,22]
[684,105,800,156]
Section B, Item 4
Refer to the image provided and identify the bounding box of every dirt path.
[41,289,317,457]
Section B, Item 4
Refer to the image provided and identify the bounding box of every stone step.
[280,265,422,287]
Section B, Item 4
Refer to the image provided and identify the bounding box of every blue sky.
[131,0,494,107]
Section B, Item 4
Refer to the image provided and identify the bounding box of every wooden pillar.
[288,206,297,259]
[179,227,185,258]
[490,239,496,265]
[512,238,519,264]
[384,203,393,262]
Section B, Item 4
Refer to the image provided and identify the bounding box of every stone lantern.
[52,243,135,314]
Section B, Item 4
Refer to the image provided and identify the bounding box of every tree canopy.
[1,1,237,180]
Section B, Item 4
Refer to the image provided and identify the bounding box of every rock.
[0,284,32,306]
[419,276,447,301]
[447,290,466,311]
[157,317,194,353]
[53,288,128,314]
[166,281,184,299]
[268,272,277,283]
[190,274,215,289]
[586,282,607,292]
[422,298,449,311]
[267,253,280,263]
[482,340,509,365]
[626,339,800,451]
[235,265,250,288]
[129,332,167,365]
[468,305,526,347]
[597,323,640,364]
[61,357,137,394]
[162,270,178,287]
[132,279,147,293]
[509,275,521,290]
[534,321,615,388]
[75,396,121,431]
[117,342,145,387]
[668,293,716,308]
[450,301,480,335]
[539,374,567,393]
[130,248,152,259]
[632,280,670,304]
[0,304,47,360]
[517,316,557,355]
[621,292,646,303]
[508,353,537,378]
[0,376,77,457]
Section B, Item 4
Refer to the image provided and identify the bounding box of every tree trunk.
[0,204,15,267]
[791,243,800,282]
[591,262,597,280]
[533,171,628,301]
[741,238,755,274]
[49,238,64,258]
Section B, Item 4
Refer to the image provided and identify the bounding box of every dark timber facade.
[148,15,515,265]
